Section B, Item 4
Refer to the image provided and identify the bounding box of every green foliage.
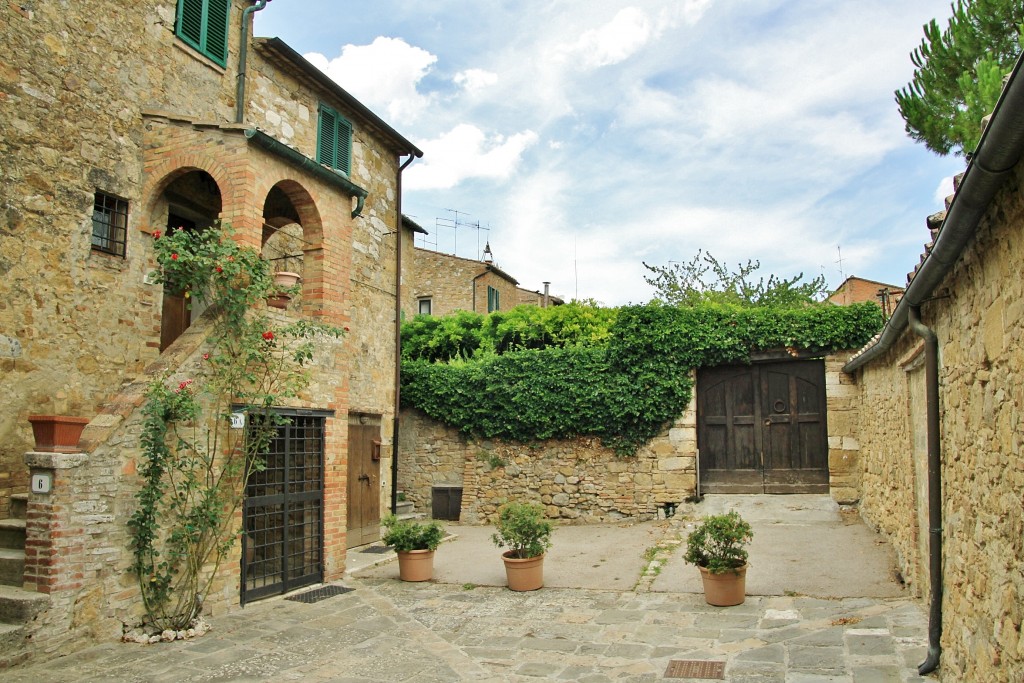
[401,302,617,362]
[643,251,828,308]
[381,515,445,552]
[128,223,344,631]
[895,0,1023,157]
[490,502,553,559]
[401,301,882,455]
[683,510,754,575]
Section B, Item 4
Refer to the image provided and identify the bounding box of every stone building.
[828,275,904,318]
[842,62,1024,680]
[408,246,520,317]
[0,0,420,664]
[516,283,565,308]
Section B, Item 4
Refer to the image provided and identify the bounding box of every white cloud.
[404,124,539,190]
[454,68,498,93]
[557,7,653,69]
[934,175,956,205]
[304,37,436,124]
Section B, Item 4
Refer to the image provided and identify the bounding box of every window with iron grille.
[317,103,353,175]
[91,191,128,257]
[175,0,231,67]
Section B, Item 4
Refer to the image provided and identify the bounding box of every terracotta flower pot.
[272,271,301,288]
[396,549,435,582]
[698,565,747,606]
[502,551,545,591]
[27,415,90,453]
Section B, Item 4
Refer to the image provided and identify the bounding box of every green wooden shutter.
[336,116,353,175]
[205,0,230,66]
[318,105,338,168]
[177,0,204,49]
[175,0,230,67]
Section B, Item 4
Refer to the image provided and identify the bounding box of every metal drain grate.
[360,545,393,554]
[285,585,354,604]
[664,660,726,679]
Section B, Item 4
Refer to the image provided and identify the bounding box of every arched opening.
[260,181,325,313]
[153,169,223,351]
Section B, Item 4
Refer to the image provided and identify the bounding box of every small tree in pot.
[491,502,553,591]
[382,514,445,582]
[683,510,753,606]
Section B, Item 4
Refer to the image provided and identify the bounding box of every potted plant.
[27,415,90,453]
[683,509,753,606]
[490,502,553,591]
[381,514,445,582]
[267,271,302,309]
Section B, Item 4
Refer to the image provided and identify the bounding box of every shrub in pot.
[490,502,553,591]
[683,509,753,606]
[382,514,444,582]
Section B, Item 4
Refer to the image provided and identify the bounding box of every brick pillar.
[22,451,88,594]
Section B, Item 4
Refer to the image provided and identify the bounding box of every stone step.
[395,499,414,516]
[0,547,25,586]
[0,518,26,550]
[0,621,28,665]
[9,493,28,520]
[0,584,48,623]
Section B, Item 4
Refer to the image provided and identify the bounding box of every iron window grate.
[91,191,128,257]
[664,660,726,679]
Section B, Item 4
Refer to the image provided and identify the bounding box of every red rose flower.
[215,266,223,273]
[202,353,210,361]
[171,253,179,261]
[152,230,161,239]
[262,331,274,341]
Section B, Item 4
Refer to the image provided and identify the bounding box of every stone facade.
[408,247,520,318]
[1,0,418,663]
[851,167,1024,679]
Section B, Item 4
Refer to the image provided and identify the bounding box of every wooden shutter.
[318,105,338,168]
[177,0,204,49]
[205,0,230,65]
[336,116,352,175]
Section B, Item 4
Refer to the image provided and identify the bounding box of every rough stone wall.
[398,382,699,523]
[0,0,249,515]
[825,352,862,505]
[409,247,519,317]
[855,165,1024,681]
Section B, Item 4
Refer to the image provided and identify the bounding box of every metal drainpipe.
[908,305,942,675]
[235,0,270,124]
[391,154,416,515]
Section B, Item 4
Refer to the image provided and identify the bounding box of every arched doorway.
[154,169,223,351]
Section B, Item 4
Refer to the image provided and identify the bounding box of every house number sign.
[31,472,52,494]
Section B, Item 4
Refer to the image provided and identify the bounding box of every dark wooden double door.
[697,360,828,494]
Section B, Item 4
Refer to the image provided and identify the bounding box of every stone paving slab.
[4,579,929,682]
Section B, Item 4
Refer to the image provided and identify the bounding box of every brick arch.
[141,154,235,231]
[260,179,328,315]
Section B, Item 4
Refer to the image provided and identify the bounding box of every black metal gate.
[242,410,328,604]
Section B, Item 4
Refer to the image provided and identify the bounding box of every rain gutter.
[391,154,418,516]
[843,53,1024,374]
[235,1,270,124]
[243,128,368,218]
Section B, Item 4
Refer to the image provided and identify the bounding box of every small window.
[92,191,128,257]
[175,0,231,67]
[317,103,353,175]
[418,298,432,315]
[487,285,500,313]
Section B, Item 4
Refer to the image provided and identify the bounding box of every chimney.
[542,282,550,308]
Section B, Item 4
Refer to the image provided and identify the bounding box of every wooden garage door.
[697,360,828,494]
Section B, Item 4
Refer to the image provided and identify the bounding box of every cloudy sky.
[255,1,965,306]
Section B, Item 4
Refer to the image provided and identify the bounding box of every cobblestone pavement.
[6,578,929,683]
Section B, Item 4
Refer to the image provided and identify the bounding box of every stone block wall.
[854,164,1024,681]
[409,248,519,318]
[398,383,700,524]
[825,353,863,505]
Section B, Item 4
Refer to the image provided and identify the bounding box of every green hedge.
[401,302,882,454]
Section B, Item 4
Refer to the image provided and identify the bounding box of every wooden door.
[347,419,381,548]
[698,360,828,494]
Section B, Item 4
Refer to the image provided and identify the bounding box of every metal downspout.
[391,154,416,515]
[908,306,942,674]
[236,1,270,124]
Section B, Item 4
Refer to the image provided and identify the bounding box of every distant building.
[409,245,520,317]
[828,276,904,317]
[517,283,565,308]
